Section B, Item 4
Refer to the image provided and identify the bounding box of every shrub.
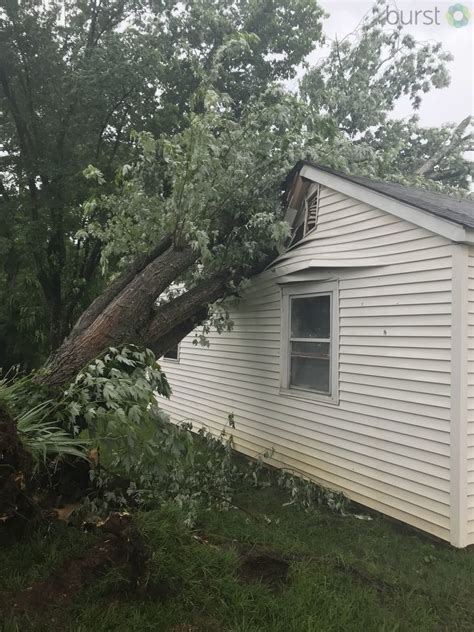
[16,401,88,471]
[0,371,87,471]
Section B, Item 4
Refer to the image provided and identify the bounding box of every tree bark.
[39,238,273,389]
[143,274,229,352]
[150,308,209,359]
[41,243,198,388]
[69,235,173,340]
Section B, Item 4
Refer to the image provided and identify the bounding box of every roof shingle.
[301,162,474,230]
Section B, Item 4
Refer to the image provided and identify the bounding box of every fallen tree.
[0,0,325,367]
[3,0,471,375]
[39,93,301,388]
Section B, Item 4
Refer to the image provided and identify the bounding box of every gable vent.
[304,186,320,235]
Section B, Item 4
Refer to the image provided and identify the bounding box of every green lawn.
[1,483,474,631]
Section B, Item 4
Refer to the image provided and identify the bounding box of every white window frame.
[280,280,339,405]
[162,343,181,363]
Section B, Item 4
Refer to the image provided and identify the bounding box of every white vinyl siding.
[160,184,457,543]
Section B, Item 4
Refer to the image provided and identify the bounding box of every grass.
[1,483,474,631]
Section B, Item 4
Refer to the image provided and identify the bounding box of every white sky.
[306,0,474,127]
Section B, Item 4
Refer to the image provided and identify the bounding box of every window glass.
[290,356,330,393]
[289,295,331,394]
[291,341,330,357]
[290,341,330,393]
[164,345,179,360]
[290,295,330,339]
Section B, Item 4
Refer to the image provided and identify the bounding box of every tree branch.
[416,116,472,177]
[152,308,209,358]
[144,256,275,356]
[143,273,230,351]
[0,68,36,169]
[95,88,135,161]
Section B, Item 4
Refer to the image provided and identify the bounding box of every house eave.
[299,164,474,245]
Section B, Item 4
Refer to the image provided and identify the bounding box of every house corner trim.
[450,244,469,547]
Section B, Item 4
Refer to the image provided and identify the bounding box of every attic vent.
[304,186,320,235]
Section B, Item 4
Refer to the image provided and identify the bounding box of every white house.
[160,162,474,548]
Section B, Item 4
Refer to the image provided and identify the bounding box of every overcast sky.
[305,0,473,128]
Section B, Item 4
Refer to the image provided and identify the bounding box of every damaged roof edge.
[291,161,474,245]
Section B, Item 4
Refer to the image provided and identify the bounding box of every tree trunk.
[143,274,228,356]
[47,296,66,352]
[40,243,199,387]
[39,233,273,389]
[69,236,173,341]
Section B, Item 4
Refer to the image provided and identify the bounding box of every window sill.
[279,387,339,406]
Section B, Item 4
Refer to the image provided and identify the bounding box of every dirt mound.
[0,401,34,529]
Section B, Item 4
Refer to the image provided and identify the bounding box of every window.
[290,294,330,392]
[163,344,179,361]
[280,281,338,403]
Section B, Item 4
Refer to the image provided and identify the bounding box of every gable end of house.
[285,162,474,246]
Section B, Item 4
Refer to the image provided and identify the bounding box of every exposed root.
[0,402,36,532]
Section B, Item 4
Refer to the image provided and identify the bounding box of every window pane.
[290,341,330,393]
[164,345,179,360]
[291,341,330,359]
[291,295,330,339]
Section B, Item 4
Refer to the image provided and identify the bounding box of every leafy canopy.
[0,0,471,371]
[86,89,312,278]
[0,0,325,366]
[301,0,452,136]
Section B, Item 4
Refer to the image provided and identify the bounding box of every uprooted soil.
[0,402,35,529]
[238,550,290,589]
[0,533,124,615]
[0,512,149,620]
[0,526,290,627]
[192,531,291,591]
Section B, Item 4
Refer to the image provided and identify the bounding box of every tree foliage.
[299,0,472,189]
[301,0,452,136]
[359,116,473,189]
[0,0,324,367]
[88,90,305,273]
[0,0,472,374]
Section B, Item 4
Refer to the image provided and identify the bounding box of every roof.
[296,161,474,230]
